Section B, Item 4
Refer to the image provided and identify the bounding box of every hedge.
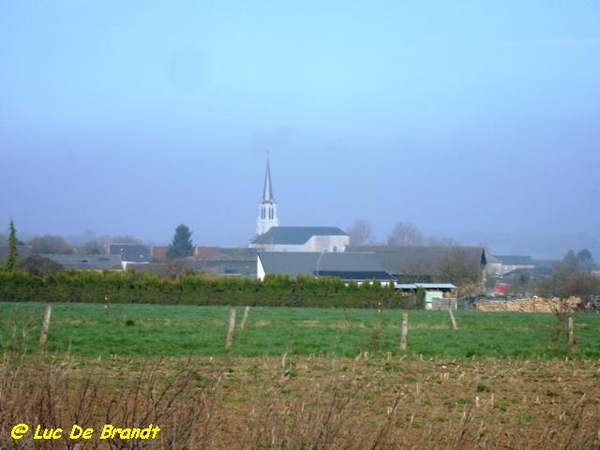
[0,270,416,309]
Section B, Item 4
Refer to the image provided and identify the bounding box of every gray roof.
[252,226,348,245]
[346,245,488,275]
[108,244,152,262]
[258,251,390,280]
[42,254,123,270]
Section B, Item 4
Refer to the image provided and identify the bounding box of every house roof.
[42,254,123,270]
[193,246,221,259]
[108,244,152,262]
[258,251,390,280]
[151,246,168,260]
[252,226,348,245]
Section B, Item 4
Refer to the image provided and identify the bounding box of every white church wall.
[305,235,349,252]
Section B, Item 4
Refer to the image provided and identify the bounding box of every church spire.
[262,158,274,202]
[256,155,278,236]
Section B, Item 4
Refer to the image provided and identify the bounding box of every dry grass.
[0,353,599,449]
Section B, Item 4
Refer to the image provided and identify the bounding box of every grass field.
[1,302,599,449]
[1,302,600,358]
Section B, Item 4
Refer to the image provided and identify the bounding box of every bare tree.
[387,221,424,246]
[109,235,142,244]
[17,255,64,278]
[29,235,75,254]
[80,240,103,254]
[437,248,483,291]
[537,249,600,303]
[346,219,373,245]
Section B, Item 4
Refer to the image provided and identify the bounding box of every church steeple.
[257,156,278,235]
[262,159,274,202]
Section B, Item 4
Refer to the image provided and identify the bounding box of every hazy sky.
[1,1,599,256]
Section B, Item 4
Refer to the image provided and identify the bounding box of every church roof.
[252,226,348,245]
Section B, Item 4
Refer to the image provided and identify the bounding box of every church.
[249,159,350,253]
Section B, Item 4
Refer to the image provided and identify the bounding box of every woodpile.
[474,297,582,313]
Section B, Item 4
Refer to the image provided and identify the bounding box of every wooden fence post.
[39,304,52,348]
[225,308,236,349]
[240,306,250,330]
[567,314,576,354]
[448,309,458,330]
[400,313,408,350]
[343,307,350,326]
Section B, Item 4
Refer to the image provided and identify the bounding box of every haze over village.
[2,4,600,448]
[1,2,599,260]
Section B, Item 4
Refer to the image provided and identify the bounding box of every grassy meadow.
[1,302,600,449]
[1,302,600,359]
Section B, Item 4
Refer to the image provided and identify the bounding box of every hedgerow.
[0,270,413,308]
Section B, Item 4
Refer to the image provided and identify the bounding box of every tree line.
[346,219,458,246]
[0,221,194,259]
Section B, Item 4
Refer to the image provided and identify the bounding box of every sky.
[1,0,599,258]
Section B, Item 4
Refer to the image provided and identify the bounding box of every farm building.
[346,245,488,280]
[257,251,393,284]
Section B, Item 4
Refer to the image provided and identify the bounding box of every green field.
[2,302,599,359]
[1,302,600,449]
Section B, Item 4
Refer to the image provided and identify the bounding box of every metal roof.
[42,254,123,270]
[258,251,388,279]
[346,245,488,274]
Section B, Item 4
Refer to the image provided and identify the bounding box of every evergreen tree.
[6,219,19,271]
[166,224,194,259]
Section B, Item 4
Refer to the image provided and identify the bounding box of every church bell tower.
[256,157,278,235]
